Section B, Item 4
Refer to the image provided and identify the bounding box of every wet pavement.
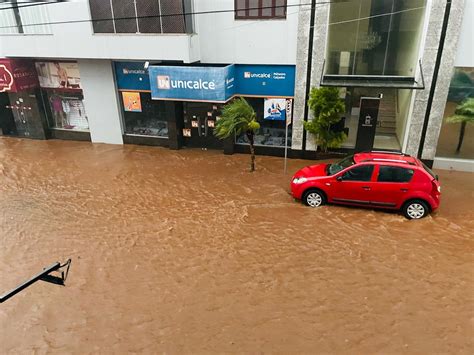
[0,137,473,354]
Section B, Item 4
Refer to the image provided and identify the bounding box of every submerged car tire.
[402,199,429,220]
[303,189,326,208]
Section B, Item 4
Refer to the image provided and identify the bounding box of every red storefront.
[0,58,48,139]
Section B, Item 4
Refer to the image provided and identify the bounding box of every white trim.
[434,157,474,172]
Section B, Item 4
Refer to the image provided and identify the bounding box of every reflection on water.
[0,137,473,353]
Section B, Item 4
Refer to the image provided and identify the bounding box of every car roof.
[354,151,420,167]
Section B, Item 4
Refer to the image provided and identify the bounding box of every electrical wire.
[0,0,66,11]
[0,1,334,30]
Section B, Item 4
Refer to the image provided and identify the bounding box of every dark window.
[88,0,189,34]
[235,0,287,19]
[341,165,374,182]
[89,0,115,33]
[121,92,168,137]
[377,166,414,183]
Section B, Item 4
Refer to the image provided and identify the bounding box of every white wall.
[193,0,298,64]
[0,0,198,63]
[455,0,474,67]
[78,59,123,145]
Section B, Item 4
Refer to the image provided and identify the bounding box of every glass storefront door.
[182,102,223,149]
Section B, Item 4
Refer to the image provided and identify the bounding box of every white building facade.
[0,0,472,171]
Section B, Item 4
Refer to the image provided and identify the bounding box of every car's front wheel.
[403,200,429,219]
[303,190,326,208]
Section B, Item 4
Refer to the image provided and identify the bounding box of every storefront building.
[0,58,91,142]
[114,62,296,155]
[292,0,467,167]
[36,61,90,141]
[0,58,48,139]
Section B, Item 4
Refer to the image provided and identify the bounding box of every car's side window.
[341,165,374,182]
[377,166,414,183]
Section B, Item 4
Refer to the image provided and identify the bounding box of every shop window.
[326,0,426,76]
[235,97,292,148]
[88,0,192,34]
[36,61,90,132]
[235,0,287,20]
[121,92,168,138]
[435,67,474,160]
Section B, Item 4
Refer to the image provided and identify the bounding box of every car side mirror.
[336,176,343,182]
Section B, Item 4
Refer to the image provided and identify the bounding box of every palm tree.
[214,97,260,172]
[446,98,474,153]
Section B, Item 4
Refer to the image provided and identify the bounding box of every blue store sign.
[235,65,295,98]
[149,65,235,102]
[115,62,150,91]
[115,62,296,102]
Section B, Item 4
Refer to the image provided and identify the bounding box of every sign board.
[115,62,150,91]
[0,59,38,93]
[122,92,142,112]
[264,98,286,121]
[149,65,235,102]
[286,99,293,126]
[355,97,380,152]
[35,61,82,90]
[235,65,295,97]
[115,62,296,101]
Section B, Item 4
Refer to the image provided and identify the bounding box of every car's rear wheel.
[303,189,326,208]
[403,200,429,220]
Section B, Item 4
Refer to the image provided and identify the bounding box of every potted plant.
[303,87,347,153]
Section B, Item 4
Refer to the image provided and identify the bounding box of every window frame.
[234,0,287,20]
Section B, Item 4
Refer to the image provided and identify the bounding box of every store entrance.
[183,102,223,149]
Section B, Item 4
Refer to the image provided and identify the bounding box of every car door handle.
[400,188,409,192]
[362,186,371,190]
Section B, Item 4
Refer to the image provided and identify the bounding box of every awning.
[320,60,426,90]
[321,75,425,90]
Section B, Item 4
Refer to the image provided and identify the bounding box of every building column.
[292,1,330,153]
[405,0,465,160]
[419,0,465,161]
[78,59,123,145]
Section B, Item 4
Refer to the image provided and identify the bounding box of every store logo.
[157,75,216,91]
[123,68,146,75]
[157,75,171,90]
[0,64,14,93]
[244,71,271,79]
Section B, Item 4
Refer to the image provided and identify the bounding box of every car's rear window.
[421,162,437,180]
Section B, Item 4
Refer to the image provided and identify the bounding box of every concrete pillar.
[78,59,123,144]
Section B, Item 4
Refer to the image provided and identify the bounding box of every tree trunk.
[455,121,467,153]
[247,132,256,172]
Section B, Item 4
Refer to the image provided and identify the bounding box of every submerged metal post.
[0,261,69,303]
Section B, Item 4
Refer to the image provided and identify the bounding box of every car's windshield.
[328,155,355,175]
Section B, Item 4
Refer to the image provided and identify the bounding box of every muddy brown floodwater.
[0,137,473,354]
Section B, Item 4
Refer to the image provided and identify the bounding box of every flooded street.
[0,137,473,353]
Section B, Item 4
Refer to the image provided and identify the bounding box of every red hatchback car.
[291,151,441,219]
